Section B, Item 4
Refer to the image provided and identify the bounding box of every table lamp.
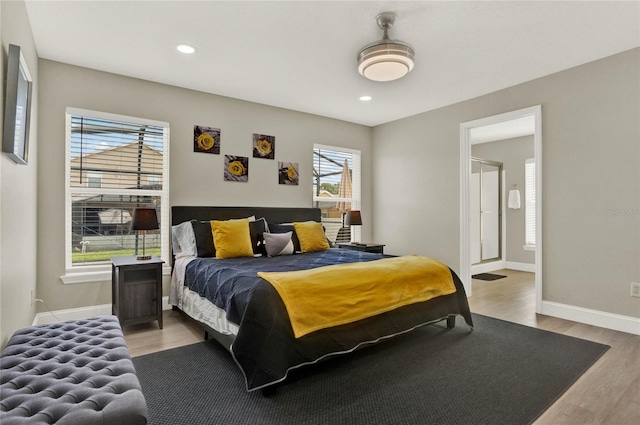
[344,210,362,244]
[131,208,158,260]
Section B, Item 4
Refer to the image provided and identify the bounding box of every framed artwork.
[278,162,299,185]
[252,133,275,159]
[2,44,32,165]
[224,155,249,182]
[194,125,220,154]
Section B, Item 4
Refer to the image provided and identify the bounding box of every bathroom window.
[524,158,536,250]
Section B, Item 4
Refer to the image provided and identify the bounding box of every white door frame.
[459,105,543,313]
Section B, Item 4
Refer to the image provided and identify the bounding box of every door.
[471,158,503,264]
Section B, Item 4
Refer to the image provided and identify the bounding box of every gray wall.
[1,0,39,346]
[36,60,372,312]
[472,136,535,265]
[373,48,640,318]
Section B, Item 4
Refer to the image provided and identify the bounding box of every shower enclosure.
[470,158,503,265]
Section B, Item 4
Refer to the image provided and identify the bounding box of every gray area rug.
[133,314,608,425]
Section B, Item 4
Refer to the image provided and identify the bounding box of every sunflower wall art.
[194,125,221,154]
[224,155,249,182]
[252,134,275,159]
[278,162,299,185]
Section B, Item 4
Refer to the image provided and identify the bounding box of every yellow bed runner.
[258,256,456,338]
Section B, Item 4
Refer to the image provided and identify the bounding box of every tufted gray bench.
[0,316,147,425]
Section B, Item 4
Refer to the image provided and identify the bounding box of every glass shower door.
[471,158,503,265]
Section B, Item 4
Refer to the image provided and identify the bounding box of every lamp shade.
[344,210,362,226]
[130,208,159,231]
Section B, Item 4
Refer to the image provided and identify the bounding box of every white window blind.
[65,108,170,272]
[525,158,536,248]
[313,145,361,243]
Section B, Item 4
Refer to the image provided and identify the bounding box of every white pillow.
[172,221,197,256]
[171,226,182,254]
[264,231,294,257]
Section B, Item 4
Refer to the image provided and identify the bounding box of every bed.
[169,206,473,393]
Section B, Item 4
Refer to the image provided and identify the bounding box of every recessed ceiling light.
[359,96,372,101]
[177,44,196,54]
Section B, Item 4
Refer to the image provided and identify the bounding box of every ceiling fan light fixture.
[357,12,415,82]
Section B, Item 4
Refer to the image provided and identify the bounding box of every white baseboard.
[33,303,113,325]
[471,260,536,274]
[541,300,640,336]
[33,296,172,326]
[505,261,536,273]
[471,260,506,275]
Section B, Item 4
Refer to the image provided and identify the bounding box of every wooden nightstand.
[336,242,385,254]
[111,256,164,329]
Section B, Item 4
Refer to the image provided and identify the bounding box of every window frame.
[62,108,170,283]
[312,144,362,243]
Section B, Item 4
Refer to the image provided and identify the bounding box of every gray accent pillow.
[264,231,294,257]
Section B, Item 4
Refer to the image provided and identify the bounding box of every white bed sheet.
[170,254,239,336]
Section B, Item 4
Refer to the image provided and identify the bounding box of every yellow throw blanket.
[258,256,456,338]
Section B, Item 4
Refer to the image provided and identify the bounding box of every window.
[313,145,361,243]
[524,158,536,250]
[87,172,102,188]
[64,108,169,281]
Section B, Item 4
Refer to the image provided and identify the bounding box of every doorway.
[459,106,542,313]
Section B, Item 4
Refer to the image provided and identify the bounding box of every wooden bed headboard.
[171,206,321,226]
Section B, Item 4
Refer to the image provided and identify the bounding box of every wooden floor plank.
[124,309,202,357]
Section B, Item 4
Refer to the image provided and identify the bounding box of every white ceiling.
[25,1,640,127]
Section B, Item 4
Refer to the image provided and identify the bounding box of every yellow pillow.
[293,221,331,253]
[211,219,254,259]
